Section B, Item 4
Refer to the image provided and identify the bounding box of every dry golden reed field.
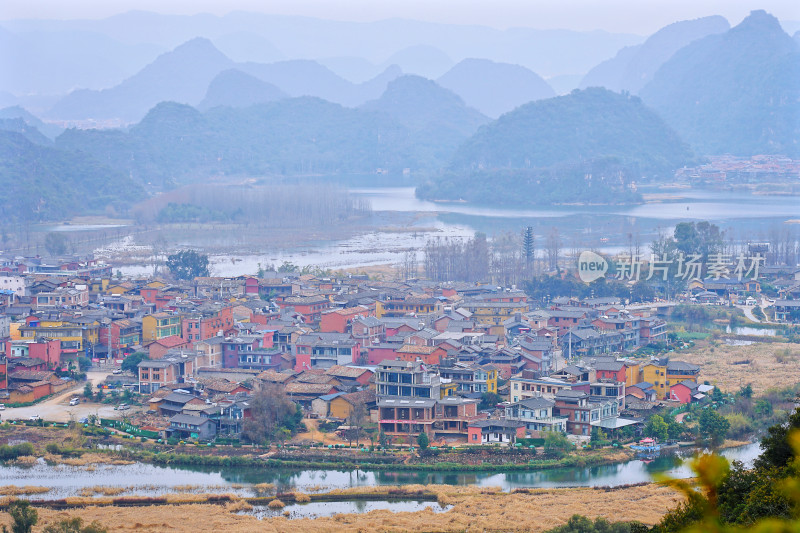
[0,483,683,532]
[677,342,800,394]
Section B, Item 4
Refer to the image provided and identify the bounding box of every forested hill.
[450,87,693,176]
[0,130,145,221]
[416,88,694,207]
[639,10,800,156]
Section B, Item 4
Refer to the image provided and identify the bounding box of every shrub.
[267,499,285,510]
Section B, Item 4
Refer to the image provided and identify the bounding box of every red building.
[320,305,372,333]
[181,307,235,347]
[594,361,628,382]
[278,296,330,324]
[366,344,398,365]
[395,344,447,366]
[148,336,190,360]
[28,339,62,368]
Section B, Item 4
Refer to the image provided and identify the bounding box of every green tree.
[166,250,209,280]
[417,432,429,450]
[42,518,108,533]
[543,514,637,533]
[754,398,773,418]
[121,352,147,374]
[698,409,731,446]
[277,261,298,273]
[737,384,753,399]
[645,415,669,442]
[544,431,573,454]
[2,500,38,533]
[479,392,502,411]
[755,408,800,471]
[82,382,92,399]
[44,232,69,257]
[711,387,724,402]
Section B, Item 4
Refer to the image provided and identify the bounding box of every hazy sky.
[2,0,799,34]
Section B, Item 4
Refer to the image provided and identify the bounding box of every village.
[0,251,797,455]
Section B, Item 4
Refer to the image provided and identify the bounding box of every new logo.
[577,251,608,283]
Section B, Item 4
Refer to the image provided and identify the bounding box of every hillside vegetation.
[640,10,800,156]
[0,130,144,221]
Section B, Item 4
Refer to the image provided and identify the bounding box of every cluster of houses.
[0,253,742,443]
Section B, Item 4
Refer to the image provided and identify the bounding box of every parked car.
[116,404,129,411]
[112,369,122,375]
[29,415,40,421]
[69,398,80,406]
[0,404,5,410]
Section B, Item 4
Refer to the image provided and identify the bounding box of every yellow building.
[376,296,442,318]
[460,300,530,327]
[482,366,498,395]
[18,318,99,355]
[440,381,458,398]
[641,358,701,399]
[624,364,641,387]
[142,313,181,343]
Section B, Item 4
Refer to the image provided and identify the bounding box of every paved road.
[2,370,133,423]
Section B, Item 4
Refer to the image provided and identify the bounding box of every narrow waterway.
[0,442,760,499]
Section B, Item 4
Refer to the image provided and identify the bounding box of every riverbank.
[0,482,684,533]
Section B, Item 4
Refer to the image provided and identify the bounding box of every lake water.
[0,443,761,498]
[109,186,800,276]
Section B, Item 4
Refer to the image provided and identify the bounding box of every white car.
[29,415,40,421]
[69,398,80,406]
[0,404,5,410]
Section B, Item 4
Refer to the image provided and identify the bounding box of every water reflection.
[0,443,761,498]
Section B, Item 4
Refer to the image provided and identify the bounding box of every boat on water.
[630,437,662,453]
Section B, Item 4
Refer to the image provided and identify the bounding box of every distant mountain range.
[0,9,797,220]
[639,10,800,156]
[0,10,644,101]
[47,37,234,123]
[579,16,730,94]
[437,59,555,118]
[197,69,288,111]
[52,74,492,185]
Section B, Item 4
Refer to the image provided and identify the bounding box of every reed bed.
[678,342,800,393]
[0,486,50,496]
[0,483,683,532]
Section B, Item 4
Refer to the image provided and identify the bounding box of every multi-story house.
[641,357,701,399]
[142,312,181,343]
[137,352,196,394]
[97,318,141,357]
[376,296,442,318]
[220,333,280,371]
[320,305,372,333]
[277,295,330,324]
[351,316,385,347]
[376,359,484,439]
[504,396,568,435]
[509,373,575,403]
[554,389,592,436]
[294,332,360,371]
[181,307,235,346]
[588,379,626,410]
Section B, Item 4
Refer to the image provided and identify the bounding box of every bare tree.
[545,228,561,271]
[242,383,299,445]
[345,399,368,447]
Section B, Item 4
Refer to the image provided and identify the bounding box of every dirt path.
[2,371,131,423]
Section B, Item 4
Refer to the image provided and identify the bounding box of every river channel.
[0,442,760,499]
[97,186,800,276]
